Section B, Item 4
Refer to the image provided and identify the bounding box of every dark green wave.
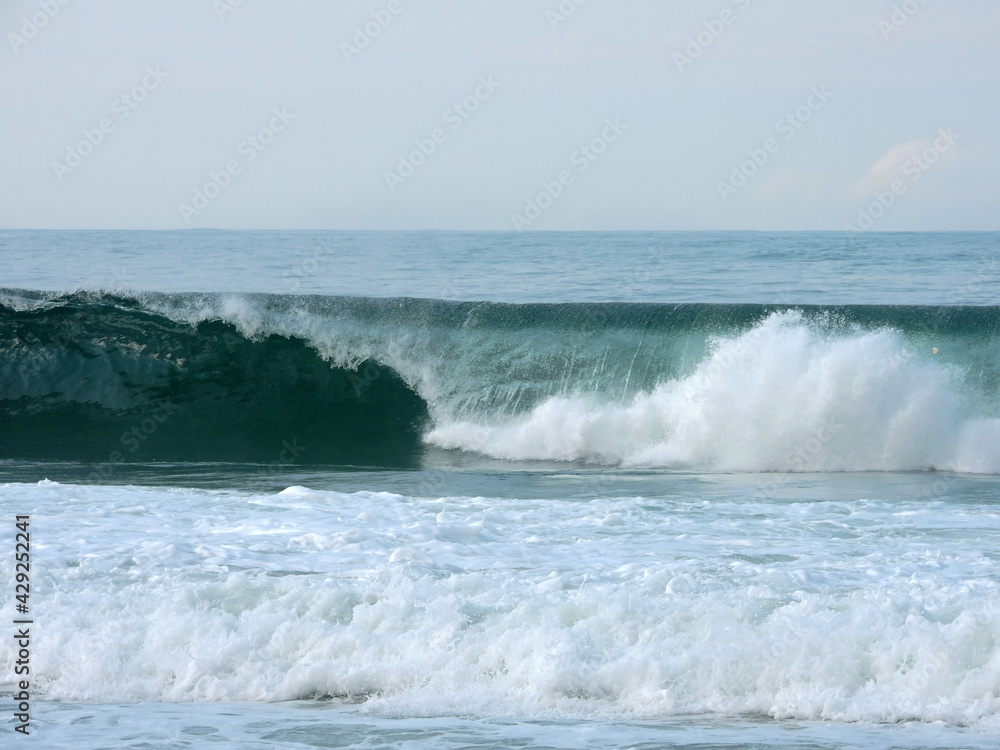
[0,293,428,466]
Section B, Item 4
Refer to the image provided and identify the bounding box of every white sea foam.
[427,312,1000,473]
[3,481,1000,729]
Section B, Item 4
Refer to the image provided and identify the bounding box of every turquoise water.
[1,230,999,749]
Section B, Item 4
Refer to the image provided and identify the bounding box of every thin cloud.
[854,139,931,195]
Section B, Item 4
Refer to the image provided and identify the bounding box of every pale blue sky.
[1,0,997,230]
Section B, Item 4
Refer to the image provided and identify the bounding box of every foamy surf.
[3,480,999,730]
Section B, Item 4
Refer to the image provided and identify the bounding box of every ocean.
[2,229,999,749]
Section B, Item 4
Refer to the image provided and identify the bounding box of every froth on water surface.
[3,472,1000,733]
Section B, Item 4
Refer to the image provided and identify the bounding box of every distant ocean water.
[1,230,999,749]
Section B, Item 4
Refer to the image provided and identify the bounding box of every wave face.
[0,292,427,465]
[2,290,999,472]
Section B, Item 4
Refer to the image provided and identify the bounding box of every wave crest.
[427,311,1000,473]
